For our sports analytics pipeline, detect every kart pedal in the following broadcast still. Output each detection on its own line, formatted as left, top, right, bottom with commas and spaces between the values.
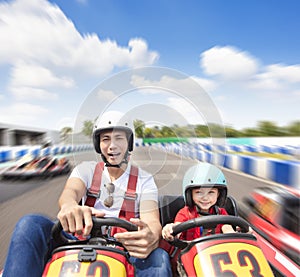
78, 247, 97, 262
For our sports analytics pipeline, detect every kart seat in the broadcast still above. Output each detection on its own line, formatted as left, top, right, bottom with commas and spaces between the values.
158, 195, 185, 227
158, 195, 238, 227
224, 195, 238, 216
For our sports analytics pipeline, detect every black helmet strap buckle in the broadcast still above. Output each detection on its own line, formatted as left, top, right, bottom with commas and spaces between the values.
196, 205, 219, 216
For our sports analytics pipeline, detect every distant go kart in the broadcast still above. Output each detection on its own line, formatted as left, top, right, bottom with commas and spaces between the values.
1, 155, 71, 179
239, 186, 300, 277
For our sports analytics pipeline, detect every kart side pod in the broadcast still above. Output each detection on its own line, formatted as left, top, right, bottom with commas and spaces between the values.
170, 215, 275, 277
177, 234, 274, 277
42, 245, 135, 277
43, 217, 138, 277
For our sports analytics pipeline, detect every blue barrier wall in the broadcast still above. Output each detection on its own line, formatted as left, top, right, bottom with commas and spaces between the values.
1, 142, 299, 189
0, 144, 93, 164
150, 142, 300, 190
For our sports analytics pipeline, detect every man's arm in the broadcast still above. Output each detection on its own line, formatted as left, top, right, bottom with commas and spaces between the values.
57, 177, 104, 236
58, 177, 86, 208
140, 199, 162, 246
114, 200, 162, 259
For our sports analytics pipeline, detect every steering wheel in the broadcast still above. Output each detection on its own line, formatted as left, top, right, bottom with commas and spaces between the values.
171, 215, 250, 249
52, 217, 138, 246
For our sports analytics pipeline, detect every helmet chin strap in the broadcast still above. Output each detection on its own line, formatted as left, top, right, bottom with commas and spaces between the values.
101, 151, 130, 168
196, 205, 219, 216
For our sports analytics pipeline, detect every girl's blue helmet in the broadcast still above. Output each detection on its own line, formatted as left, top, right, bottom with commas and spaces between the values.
183, 163, 228, 208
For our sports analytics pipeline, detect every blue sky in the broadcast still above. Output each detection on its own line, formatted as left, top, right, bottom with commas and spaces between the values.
0, 0, 299, 132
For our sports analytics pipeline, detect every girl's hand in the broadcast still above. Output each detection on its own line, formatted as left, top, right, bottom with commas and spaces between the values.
162, 222, 181, 241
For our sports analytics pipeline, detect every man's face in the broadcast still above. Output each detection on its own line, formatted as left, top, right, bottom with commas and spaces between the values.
99, 130, 128, 165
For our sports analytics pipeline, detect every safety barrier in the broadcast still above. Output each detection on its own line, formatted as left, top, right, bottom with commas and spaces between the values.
149, 142, 300, 190
1, 142, 299, 189
0, 144, 94, 163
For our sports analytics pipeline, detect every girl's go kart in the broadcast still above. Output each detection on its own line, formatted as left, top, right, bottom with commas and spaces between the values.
168, 215, 274, 277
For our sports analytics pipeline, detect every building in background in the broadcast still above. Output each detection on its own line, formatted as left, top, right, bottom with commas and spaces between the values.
0, 123, 60, 146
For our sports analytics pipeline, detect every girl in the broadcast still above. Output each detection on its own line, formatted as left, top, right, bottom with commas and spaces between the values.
162, 163, 235, 241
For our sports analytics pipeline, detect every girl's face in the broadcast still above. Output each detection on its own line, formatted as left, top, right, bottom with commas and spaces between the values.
192, 187, 219, 212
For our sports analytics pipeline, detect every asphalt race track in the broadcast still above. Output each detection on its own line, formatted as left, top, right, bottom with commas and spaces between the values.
0, 147, 279, 269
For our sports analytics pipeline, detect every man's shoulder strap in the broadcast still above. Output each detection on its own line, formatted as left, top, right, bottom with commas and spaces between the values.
85, 163, 139, 215
119, 165, 138, 220
85, 162, 104, 207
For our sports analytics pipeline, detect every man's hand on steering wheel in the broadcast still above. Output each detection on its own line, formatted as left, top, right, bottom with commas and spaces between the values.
57, 203, 105, 237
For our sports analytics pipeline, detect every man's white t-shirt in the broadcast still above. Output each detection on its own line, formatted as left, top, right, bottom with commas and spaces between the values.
69, 161, 158, 218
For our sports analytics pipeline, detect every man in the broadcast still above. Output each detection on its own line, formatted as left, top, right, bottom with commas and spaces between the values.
3, 111, 171, 276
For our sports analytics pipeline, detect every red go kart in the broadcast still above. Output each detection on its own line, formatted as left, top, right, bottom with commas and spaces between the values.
43, 217, 138, 276
159, 195, 275, 277
239, 186, 300, 277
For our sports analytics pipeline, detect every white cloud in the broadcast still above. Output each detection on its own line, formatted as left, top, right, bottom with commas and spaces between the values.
0, 0, 158, 94
191, 76, 217, 93
200, 46, 259, 80
167, 97, 206, 125
130, 74, 216, 96
262, 64, 300, 83
293, 90, 300, 96
199, 46, 300, 100
0, 0, 159, 129
0, 0, 158, 72
0, 102, 49, 126
128, 73, 222, 126
248, 72, 283, 91
10, 62, 74, 89
126, 39, 159, 67
96, 89, 117, 101
248, 63, 300, 92
7, 62, 71, 100
197, 45, 300, 129
11, 87, 58, 101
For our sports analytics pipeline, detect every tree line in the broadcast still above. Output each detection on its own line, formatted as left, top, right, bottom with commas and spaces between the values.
60, 120, 300, 141
134, 120, 300, 138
